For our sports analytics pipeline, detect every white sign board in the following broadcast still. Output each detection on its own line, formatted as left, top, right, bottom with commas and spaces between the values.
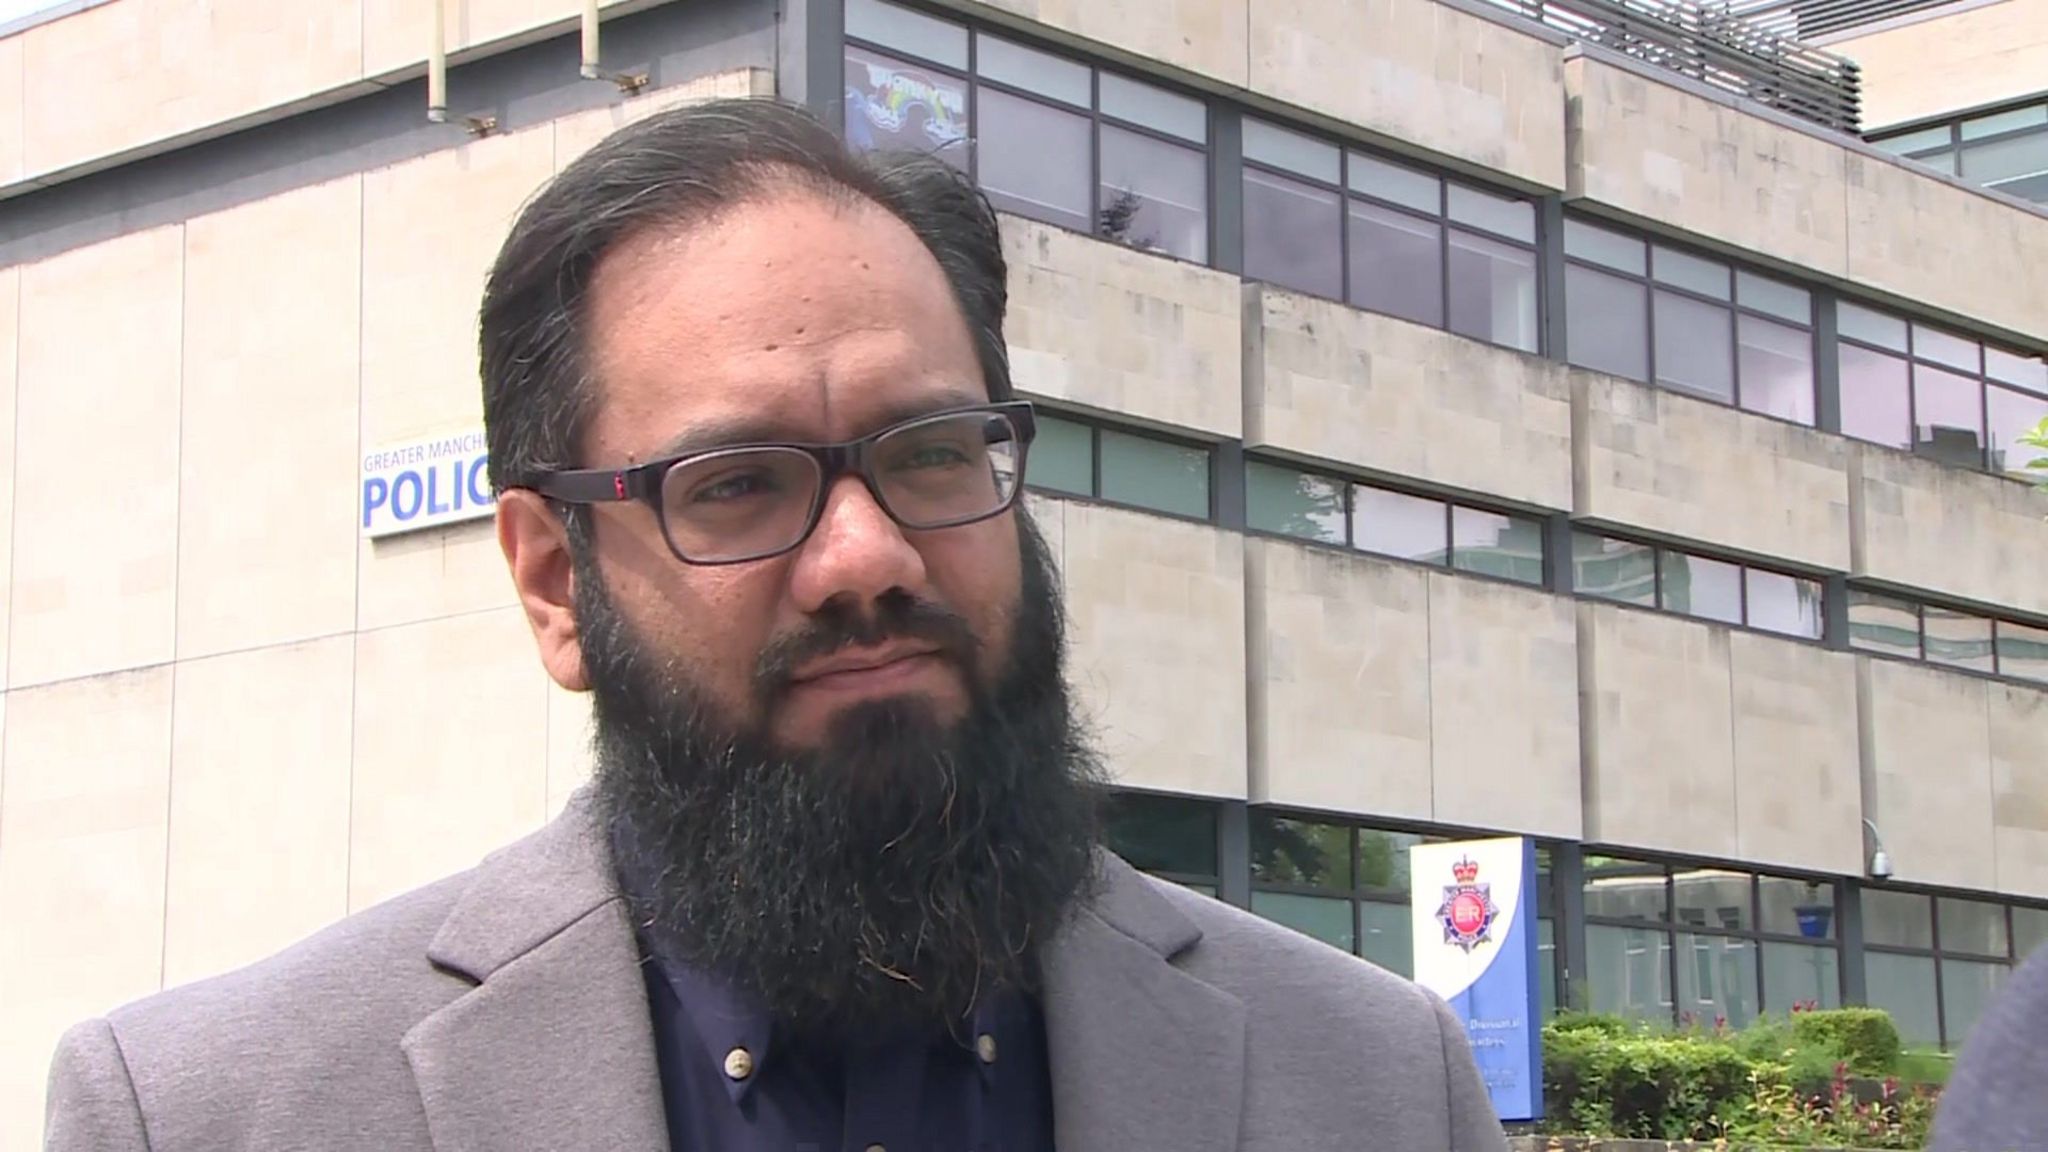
360, 429, 495, 539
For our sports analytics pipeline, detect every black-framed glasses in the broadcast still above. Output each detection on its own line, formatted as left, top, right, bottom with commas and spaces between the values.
519, 401, 1037, 565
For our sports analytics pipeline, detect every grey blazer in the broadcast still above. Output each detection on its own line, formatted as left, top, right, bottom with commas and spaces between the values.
45, 792, 1509, 1151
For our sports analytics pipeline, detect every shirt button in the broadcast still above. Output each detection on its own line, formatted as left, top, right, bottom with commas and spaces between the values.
864, 1145, 886, 1152
976, 1033, 998, 1065
722, 1047, 754, 1081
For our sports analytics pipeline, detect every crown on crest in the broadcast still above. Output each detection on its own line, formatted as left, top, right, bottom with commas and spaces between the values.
1451, 857, 1481, 884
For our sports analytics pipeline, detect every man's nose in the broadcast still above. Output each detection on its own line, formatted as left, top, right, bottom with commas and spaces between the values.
785, 475, 930, 615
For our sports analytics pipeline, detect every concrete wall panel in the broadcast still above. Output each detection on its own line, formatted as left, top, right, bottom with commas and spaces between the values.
0, 268, 15, 689
1991, 680, 2048, 899
1851, 445, 2048, 618
1729, 631, 1861, 875
963, 0, 1249, 88
0, 37, 21, 186
1828, 0, 2048, 131
1859, 657, 1996, 891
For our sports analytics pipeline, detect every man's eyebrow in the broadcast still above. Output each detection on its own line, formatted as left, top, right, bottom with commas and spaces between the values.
642, 387, 991, 461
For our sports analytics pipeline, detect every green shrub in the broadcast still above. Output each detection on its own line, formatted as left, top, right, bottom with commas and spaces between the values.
1896, 1048, 1954, 1088
1791, 1007, 1903, 1075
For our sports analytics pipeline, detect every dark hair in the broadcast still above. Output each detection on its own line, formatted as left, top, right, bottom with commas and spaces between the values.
478, 97, 1012, 500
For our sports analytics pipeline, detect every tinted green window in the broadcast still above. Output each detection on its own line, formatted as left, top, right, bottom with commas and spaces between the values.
1251, 815, 1350, 890
1028, 415, 1093, 496
1252, 892, 1353, 953
1573, 533, 1656, 607
1359, 901, 1413, 976
1246, 461, 1345, 544
1103, 792, 1216, 877
1098, 430, 1210, 518
1848, 588, 1920, 659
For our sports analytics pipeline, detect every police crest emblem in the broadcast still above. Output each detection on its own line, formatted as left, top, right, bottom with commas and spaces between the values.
1435, 855, 1499, 954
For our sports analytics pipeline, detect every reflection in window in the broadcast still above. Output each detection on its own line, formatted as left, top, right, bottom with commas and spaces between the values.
1352, 486, 1446, 564
1988, 385, 2048, 480
1572, 534, 1657, 608
1661, 553, 1743, 624
1737, 314, 1816, 425
1998, 619, 2048, 685
1098, 430, 1209, 518
1923, 605, 1996, 674
1103, 791, 1217, 879
1246, 462, 1345, 544
1251, 892, 1353, 953
1450, 506, 1543, 585
1942, 959, 2006, 1048
843, 45, 969, 165
1587, 923, 1672, 1022
976, 89, 1092, 232
1745, 568, 1824, 640
1849, 588, 1920, 659
1250, 813, 1351, 889
1913, 364, 1987, 468
1866, 952, 1941, 1047
1574, 532, 1818, 636
1099, 125, 1207, 262
1359, 901, 1413, 977
1763, 941, 1840, 1009
1243, 168, 1342, 299
1863, 888, 1936, 949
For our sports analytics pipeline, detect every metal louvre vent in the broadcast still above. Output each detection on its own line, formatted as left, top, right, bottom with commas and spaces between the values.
1728, 0, 1975, 41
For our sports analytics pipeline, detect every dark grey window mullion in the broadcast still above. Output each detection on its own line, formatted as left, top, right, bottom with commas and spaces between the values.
1442, 501, 1455, 571
1931, 898, 1951, 1047
1815, 293, 1841, 435
964, 34, 979, 185
806, 0, 848, 131
1537, 197, 1568, 361
1338, 154, 1352, 308
1342, 480, 1356, 549
1209, 103, 1242, 277
1653, 547, 1667, 610
1916, 601, 1928, 661
1088, 426, 1103, 499
1839, 879, 1866, 1006
1729, 295, 1745, 409
1087, 67, 1101, 240
1437, 178, 1452, 336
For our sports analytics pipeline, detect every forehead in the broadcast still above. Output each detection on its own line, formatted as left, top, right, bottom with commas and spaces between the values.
579, 192, 985, 461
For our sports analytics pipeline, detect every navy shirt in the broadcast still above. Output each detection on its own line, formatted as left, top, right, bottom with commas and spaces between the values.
637, 940, 1057, 1152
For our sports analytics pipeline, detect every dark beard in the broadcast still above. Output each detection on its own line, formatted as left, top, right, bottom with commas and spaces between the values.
581, 510, 1107, 1046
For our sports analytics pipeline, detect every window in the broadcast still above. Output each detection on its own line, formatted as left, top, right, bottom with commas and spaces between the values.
1572, 532, 1823, 639
1870, 98, 2048, 204
1836, 302, 2048, 476
1563, 220, 1816, 425
1585, 857, 1841, 1027
1242, 461, 1545, 585
1103, 791, 1218, 896
1860, 889, 2048, 1049
1025, 412, 1213, 519
1846, 585, 2048, 685
1241, 120, 1539, 352
845, 0, 1209, 260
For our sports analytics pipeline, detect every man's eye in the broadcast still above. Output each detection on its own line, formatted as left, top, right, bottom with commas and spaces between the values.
690, 471, 779, 503
900, 444, 971, 469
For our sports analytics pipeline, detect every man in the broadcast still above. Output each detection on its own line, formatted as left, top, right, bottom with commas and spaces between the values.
1930, 943, 2048, 1150
44, 98, 1505, 1151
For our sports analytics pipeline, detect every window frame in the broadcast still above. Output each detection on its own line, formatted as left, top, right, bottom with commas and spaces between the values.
1102, 787, 1222, 895
1868, 95, 2048, 204
1024, 408, 1217, 523
1835, 302, 2048, 476
1859, 888, 2048, 1049
1570, 530, 1827, 642
1845, 583, 2048, 688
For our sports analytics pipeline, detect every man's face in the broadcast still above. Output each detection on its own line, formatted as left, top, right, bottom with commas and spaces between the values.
575, 192, 1023, 749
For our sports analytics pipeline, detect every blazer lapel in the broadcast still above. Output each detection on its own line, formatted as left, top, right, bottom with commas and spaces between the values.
1041, 854, 1247, 1152
400, 792, 670, 1152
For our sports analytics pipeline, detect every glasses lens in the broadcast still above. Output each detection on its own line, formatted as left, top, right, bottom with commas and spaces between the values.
660, 447, 822, 562
872, 411, 1022, 528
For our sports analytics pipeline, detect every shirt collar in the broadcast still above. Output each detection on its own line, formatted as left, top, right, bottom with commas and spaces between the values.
642, 945, 777, 1106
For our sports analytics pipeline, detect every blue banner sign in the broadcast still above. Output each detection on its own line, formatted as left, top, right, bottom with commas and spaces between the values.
361, 429, 495, 540
1410, 837, 1543, 1123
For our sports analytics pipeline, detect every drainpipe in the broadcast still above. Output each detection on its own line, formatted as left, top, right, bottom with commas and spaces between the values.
427, 0, 448, 123
580, 0, 601, 80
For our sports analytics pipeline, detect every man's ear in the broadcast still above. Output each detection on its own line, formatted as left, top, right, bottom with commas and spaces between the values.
497, 490, 590, 692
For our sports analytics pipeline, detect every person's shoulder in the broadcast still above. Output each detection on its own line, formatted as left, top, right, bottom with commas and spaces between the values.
1931, 944, 2048, 1151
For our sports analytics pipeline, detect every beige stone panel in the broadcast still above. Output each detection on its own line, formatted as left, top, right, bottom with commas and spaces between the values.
1063, 504, 1246, 798
0, 268, 17, 688
179, 177, 363, 659
0, 670, 171, 1149
21, 0, 363, 180
1850, 445, 2048, 618
1728, 632, 1861, 875
1843, 151, 2048, 345
163, 637, 354, 989
1829, 0, 2048, 131
0, 37, 22, 188
554, 68, 776, 169
1429, 573, 1580, 838
11, 226, 183, 688
1564, 55, 1850, 281
363, 0, 636, 80
1245, 540, 1432, 820
1579, 604, 1738, 858
1859, 658, 1995, 891
1991, 680, 2048, 899
1574, 372, 1852, 571
1023, 493, 1066, 573
963, 0, 1248, 88
1246, 286, 1573, 509
1250, 0, 1567, 190
547, 679, 596, 818
1005, 216, 1242, 439
349, 607, 550, 911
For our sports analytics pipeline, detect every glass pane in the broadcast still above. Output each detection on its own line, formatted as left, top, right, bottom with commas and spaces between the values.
1745, 568, 1823, 639
845, 0, 968, 67
1863, 888, 1934, 948
1997, 619, 2048, 685
1988, 385, 2048, 480
1027, 414, 1092, 495
1446, 184, 1534, 241
1962, 102, 2048, 140
1246, 461, 1346, 544
1873, 124, 1953, 153
1848, 588, 1920, 658
1962, 132, 2048, 185
1572, 533, 1656, 607
1986, 347, 2048, 393
1251, 892, 1354, 953
1242, 118, 1339, 184
975, 90, 1091, 233
1584, 855, 1667, 920
1357, 829, 1423, 892
1911, 324, 1982, 372
1661, 552, 1743, 624
1940, 897, 2011, 956
1098, 72, 1206, 142
1347, 152, 1440, 214
2015, 907, 2048, 959
1673, 867, 1753, 932
1866, 952, 1940, 1047
973, 34, 1089, 105
1652, 247, 1732, 300
1564, 218, 1646, 274
1736, 271, 1811, 324
1540, 918, 1560, 1019
1450, 507, 1543, 585
1243, 168, 1342, 299
1941, 958, 2006, 1049
1097, 430, 1209, 518
1103, 792, 1216, 875
1912, 364, 1986, 467
1677, 933, 1759, 1029
1762, 941, 1841, 1012
1352, 486, 1446, 564
1586, 923, 1673, 1024
1098, 126, 1208, 262
1838, 302, 1909, 351
1347, 201, 1443, 327
1654, 291, 1736, 403
1359, 900, 1413, 977
1839, 344, 1911, 449
1924, 603, 1996, 674
1737, 314, 1816, 425
1250, 813, 1351, 889
1760, 876, 1836, 939
1991, 168, 2048, 202
1566, 265, 1649, 381
843, 47, 969, 165
1447, 229, 1539, 353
